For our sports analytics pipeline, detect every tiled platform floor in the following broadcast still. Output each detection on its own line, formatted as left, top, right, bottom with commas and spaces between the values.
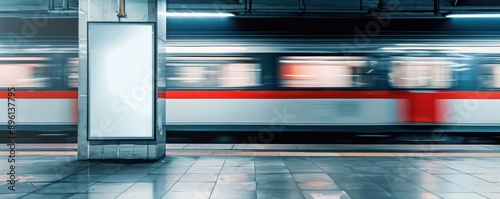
1, 145, 500, 199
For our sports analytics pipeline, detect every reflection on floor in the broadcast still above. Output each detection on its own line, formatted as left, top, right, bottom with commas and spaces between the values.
0, 145, 500, 199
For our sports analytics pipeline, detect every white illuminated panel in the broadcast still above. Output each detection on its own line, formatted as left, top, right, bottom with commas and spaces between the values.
163, 12, 234, 17
446, 14, 500, 18
88, 22, 155, 139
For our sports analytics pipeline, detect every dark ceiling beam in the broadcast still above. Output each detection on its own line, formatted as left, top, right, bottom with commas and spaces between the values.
362, 0, 381, 10
49, 0, 54, 10
435, 0, 440, 16
249, 0, 253, 14
62, 0, 69, 10
0, 0, 75, 14
455, 0, 500, 6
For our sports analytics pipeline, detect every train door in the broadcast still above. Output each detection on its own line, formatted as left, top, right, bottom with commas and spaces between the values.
401, 91, 443, 123
389, 57, 455, 124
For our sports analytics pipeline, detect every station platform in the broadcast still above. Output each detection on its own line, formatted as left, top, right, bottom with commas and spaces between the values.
1, 144, 500, 199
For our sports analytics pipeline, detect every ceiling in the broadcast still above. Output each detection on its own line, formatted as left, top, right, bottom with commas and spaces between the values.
0, 0, 499, 18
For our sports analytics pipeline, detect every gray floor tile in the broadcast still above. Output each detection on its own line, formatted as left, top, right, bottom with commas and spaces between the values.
34, 182, 90, 193
255, 161, 286, 167
120, 182, 171, 197
479, 192, 500, 199
210, 191, 257, 199
169, 182, 215, 192
388, 168, 429, 176
217, 173, 256, 182
99, 174, 146, 182
293, 173, 334, 182
256, 173, 294, 181
139, 174, 182, 182
314, 162, 348, 168
284, 161, 317, 168
417, 182, 472, 192
445, 166, 496, 174
179, 173, 219, 182
320, 166, 356, 173
435, 174, 488, 183
163, 191, 211, 199
16, 174, 69, 183
77, 166, 121, 174
288, 166, 324, 173
454, 182, 500, 192
302, 191, 351, 199
472, 173, 500, 183
256, 166, 290, 174
419, 167, 462, 174
151, 166, 189, 174
224, 161, 254, 167
257, 180, 299, 190
18, 193, 71, 199
187, 166, 223, 174
258, 190, 305, 199
221, 166, 255, 174
113, 166, 160, 174
162, 159, 197, 167
82, 182, 134, 193
192, 160, 226, 167
435, 192, 488, 199
0, 193, 27, 199
16, 166, 80, 174
374, 181, 429, 193
401, 173, 451, 184
363, 175, 409, 183
351, 167, 392, 174
61, 174, 109, 183
345, 190, 395, 199
297, 181, 342, 191
390, 192, 440, 199
336, 181, 385, 191
214, 182, 257, 191
327, 174, 371, 183
339, 160, 375, 167
0, 182, 46, 193
115, 189, 165, 199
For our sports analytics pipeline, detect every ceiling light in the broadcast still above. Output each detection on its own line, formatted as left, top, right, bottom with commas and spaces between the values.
166, 46, 246, 53
163, 12, 235, 17
445, 14, 500, 18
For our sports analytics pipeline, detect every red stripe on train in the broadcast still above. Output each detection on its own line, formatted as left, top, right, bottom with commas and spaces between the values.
165, 91, 398, 99
0, 91, 78, 99
163, 91, 500, 99
1, 90, 500, 99
0, 91, 165, 99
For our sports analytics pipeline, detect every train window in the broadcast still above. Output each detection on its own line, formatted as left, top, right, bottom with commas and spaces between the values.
165, 57, 260, 88
478, 64, 500, 88
389, 57, 454, 89
279, 56, 374, 88
0, 57, 51, 88
67, 57, 79, 88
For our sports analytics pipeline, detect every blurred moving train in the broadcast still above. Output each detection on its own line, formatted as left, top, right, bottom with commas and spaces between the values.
2, 17, 500, 135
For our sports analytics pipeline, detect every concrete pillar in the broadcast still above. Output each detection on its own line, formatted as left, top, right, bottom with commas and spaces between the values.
77, 0, 166, 160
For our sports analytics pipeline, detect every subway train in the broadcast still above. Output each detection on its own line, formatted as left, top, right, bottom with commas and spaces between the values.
2, 17, 500, 140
